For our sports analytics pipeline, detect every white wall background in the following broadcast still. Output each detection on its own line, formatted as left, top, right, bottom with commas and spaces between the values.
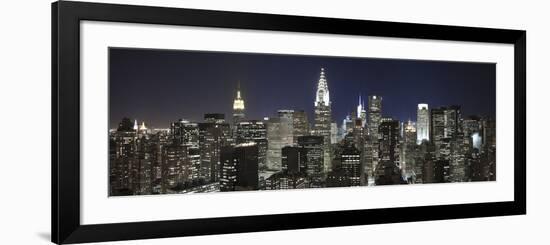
0, 0, 547, 244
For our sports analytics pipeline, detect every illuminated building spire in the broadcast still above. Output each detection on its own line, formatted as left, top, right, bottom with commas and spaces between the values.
133, 119, 138, 131
357, 94, 363, 118
315, 68, 330, 106
233, 81, 246, 126
233, 80, 245, 110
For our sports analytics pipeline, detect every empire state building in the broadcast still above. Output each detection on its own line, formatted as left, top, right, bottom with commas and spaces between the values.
233, 81, 245, 126
313, 68, 333, 173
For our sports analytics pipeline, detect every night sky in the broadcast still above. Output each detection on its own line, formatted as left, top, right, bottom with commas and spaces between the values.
109, 48, 495, 129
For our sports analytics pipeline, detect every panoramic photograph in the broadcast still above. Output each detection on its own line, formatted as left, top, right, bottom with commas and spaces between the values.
108, 48, 496, 196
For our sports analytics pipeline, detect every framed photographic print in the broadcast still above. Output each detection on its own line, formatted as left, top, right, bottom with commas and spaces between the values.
52, 1, 526, 244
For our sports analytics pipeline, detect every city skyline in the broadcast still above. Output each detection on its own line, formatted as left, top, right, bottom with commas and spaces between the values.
108, 47, 496, 196
109, 48, 495, 129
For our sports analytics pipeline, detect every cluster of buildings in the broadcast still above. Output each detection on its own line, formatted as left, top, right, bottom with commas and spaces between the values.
109, 68, 496, 196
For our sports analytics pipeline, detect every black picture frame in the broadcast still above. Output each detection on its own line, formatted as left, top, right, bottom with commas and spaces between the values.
52, 1, 526, 244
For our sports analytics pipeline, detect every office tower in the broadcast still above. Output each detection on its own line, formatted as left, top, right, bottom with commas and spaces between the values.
331, 122, 338, 145
232, 81, 246, 126
235, 120, 267, 168
342, 114, 354, 135
416, 103, 430, 144
265, 110, 295, 170
277, 110, 296, 146
463, 115, 483, 150
297, 136, 325, 187
282, 146, 306, 173
449, 134, 466, 182
431, 106, 461, 141
357, 95, 367, 127
187, 147, 201, 181
219, 143, 259, 191
170, 119, 200, 148
132, 136, 155, 195
367, 95, 382, 181
292, 110, 310, 144
110, 117, 137, 196
204, 113, 225, 124
431, 106, 461, 158
161, 143, 186, 191
266, 118, 282, 170
198, 119, 231, 182
312, 68, 333, 173
482, 117, 496, 150
340, 144, 362, 186
378, 118, 400, 166
367, 95, 382, 138
401, 120, 417, 181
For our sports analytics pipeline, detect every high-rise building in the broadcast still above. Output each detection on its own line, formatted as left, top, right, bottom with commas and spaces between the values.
198, 117, 231, 182
110, 118, 137, 195
281, 146, 306, 173
277, 110, 295, 147
235, 120, 267, 168
331, 122, 338, 146
342, 114, 354, 136
312, 68, 333, 173
367, 95, 382, 138
357, 95, 367, 127
161, 143, 186, 191
220, 142, 259, 191
340, 144, 362, 186
292, 110, 309, 144
401, 120, 417, 181
232, 81, 245, 127
170, 119, 199, 148
266, 118, 284, 170
416, 103, 430, 144
297, 136, 325, 187
431, 106, 462, 159
378, 118, 400, 166
463, 116, 482, 149
366, 95, 382, 180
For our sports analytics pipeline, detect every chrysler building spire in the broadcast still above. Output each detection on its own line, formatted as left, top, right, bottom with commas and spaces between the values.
315, 68, 330, 107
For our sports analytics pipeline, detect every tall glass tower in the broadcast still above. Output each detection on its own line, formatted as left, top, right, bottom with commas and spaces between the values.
416, 103, 430, 144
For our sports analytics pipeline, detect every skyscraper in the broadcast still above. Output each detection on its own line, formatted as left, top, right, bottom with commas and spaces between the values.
277, 110, 296, 147
367, 95, 382, 138
220, 142, 259, 191
366, 95, 382, 182
313, 68, 333, 173
416, 103, 430, 144
281, 146, 306, 173
170, 119, 199, 148
357, 95, 367, 127
340, 144, 362, 186
265, 110, 295, 171
232, 81, 245, 127
297, 136, 325, 187
401, 120, 417, 180
378, 118, 400, 166
235, 120, 268, 168
292, 110, 309, 144
198, 116, 231, 182
431, 106, 461, 157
